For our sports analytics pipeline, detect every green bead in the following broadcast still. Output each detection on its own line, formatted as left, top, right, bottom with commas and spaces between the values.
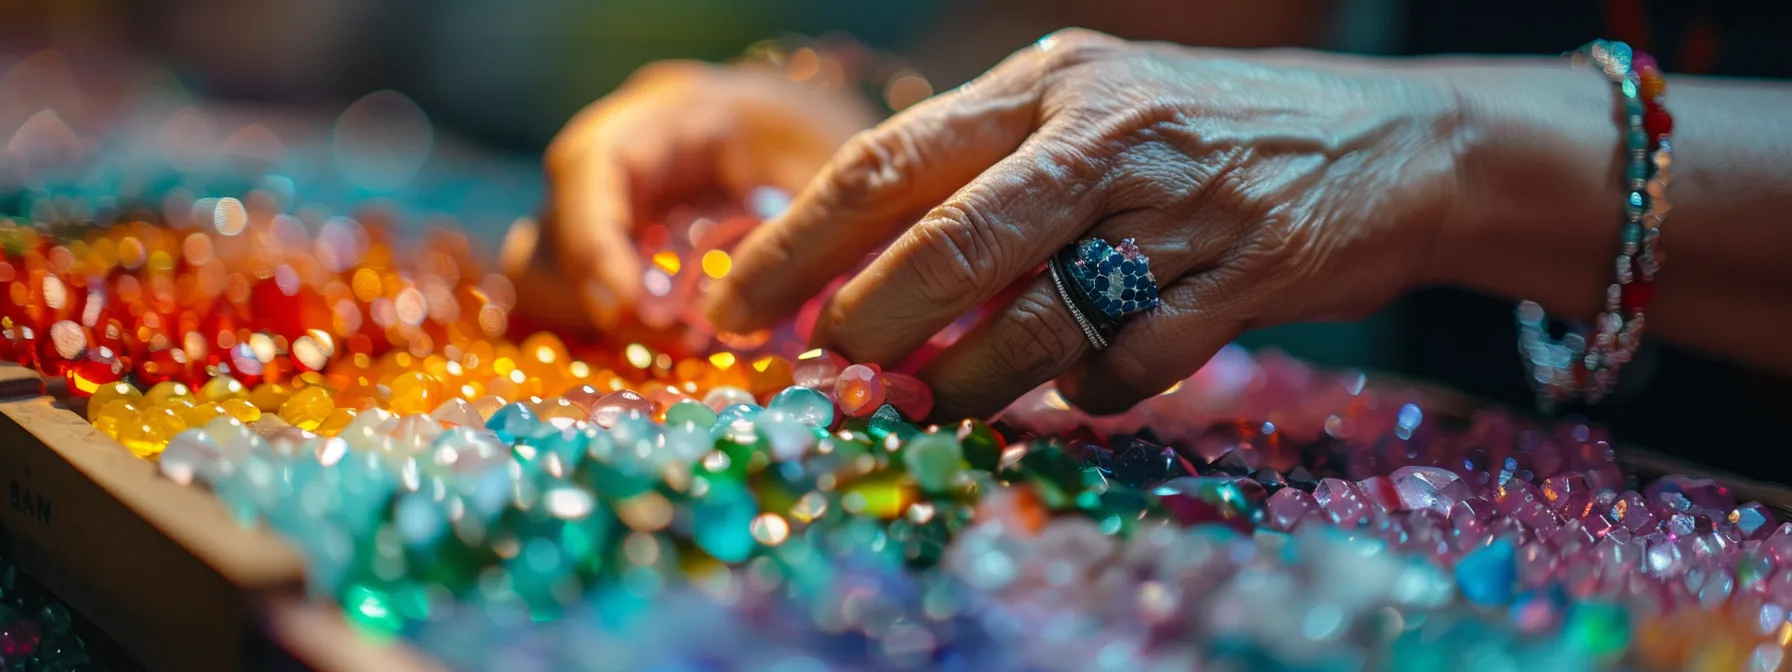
866, 404, 919, 443
664, 400, 717, 428
768, 386, 835, 428
1562, 600, 1630, 659
901, 432, 967, 493
956, 419, 1004, 471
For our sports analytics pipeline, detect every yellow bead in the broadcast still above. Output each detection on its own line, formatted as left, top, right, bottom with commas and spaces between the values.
218, 398, 263, 423
182, 402, 228, 427
143, 381, 195, 407
388, 371, 444, 416
249, 383, 295, 412
315, 408, 358, 437
86, 382, 143, 422
92, 400, 141, 439
199, 375, 248, 402
117, 407, 187, 458
279, 386, 336, 431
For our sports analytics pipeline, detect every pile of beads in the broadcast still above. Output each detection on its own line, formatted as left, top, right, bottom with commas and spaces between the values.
139, 342, 1792, 670
0, 543, 103, 671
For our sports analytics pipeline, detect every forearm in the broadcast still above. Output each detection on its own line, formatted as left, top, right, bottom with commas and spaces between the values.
1435, 59, 1792, 374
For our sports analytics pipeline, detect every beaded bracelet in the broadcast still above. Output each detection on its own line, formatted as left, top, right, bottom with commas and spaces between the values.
1517, 39, 1673, 413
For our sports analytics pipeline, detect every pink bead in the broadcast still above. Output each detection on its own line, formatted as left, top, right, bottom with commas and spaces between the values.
589, 390, 657, 428
834, 364, 885, 417
792, 350, 847, 390
882, 372, 934, 420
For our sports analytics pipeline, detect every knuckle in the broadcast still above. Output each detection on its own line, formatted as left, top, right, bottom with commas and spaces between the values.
907, 199, 1006, 303
822, 127, 919, 206
994, 292, 1082, 381
1038, 28, 1123, 69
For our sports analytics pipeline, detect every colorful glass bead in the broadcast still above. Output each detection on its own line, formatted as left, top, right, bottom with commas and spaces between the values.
199, 375, 248, 402
279, 386, 336, 431
143, 381, 195, 407
431, 398, 485, 428
218, 398, 263, 423
85, 382, 142, 421
1455, 539, 1518, 606
767, 386, 834, 428
664, 400, 717, 429
590, 390, 656, 429
182, 401, 228, 427
92, 400, 140, 439
834, 364, 885, 417
388, 371, 444, 416
248, 382, 295, 412
117, 406, 188, 458
64, 350, 125, 396
487, 402, 544, 443
702, 386, 756, 412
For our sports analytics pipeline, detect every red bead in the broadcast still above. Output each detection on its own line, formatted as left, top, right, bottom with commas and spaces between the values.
0, 619, 40, 657
66, 350, 125, 396
34, 320, 87, 377
1644, 108, 1673, 143
136, 346, 190, 385
1620, 279, 1656, 313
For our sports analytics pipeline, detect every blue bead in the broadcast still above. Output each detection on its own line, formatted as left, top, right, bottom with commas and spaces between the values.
1620, 223, 1643, 246
1455, 539, 1517, 606
1121, 288, 1135, 301
1094, 276, 1109, 291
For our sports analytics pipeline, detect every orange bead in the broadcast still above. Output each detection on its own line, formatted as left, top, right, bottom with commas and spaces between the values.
1639, 69, 1666, 101
389, 371, 444, 416
745, 355, 794, 401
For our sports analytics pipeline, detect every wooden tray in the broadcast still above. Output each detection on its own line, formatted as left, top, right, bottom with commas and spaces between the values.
0, 364, 306, 671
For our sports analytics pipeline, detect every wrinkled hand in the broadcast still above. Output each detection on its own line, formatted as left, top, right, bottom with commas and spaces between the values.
544, 61, 875, 327
706, 29, 1473, 419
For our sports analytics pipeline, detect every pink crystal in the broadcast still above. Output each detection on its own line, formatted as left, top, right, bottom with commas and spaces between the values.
833, 364, 885, 417
1357, 475, 1402, 513
1313, 478, 1371, 527
1645, 475, 1734, 512
1540, 474, 1594, 518
1390, 466, 1472, 514
1265, 488, 1320, 531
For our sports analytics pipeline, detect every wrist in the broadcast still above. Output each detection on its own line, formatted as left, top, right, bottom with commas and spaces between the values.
1429, 60, 1628, 320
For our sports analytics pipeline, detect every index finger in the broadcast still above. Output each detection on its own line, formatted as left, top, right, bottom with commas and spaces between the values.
702, 41, 1061, 334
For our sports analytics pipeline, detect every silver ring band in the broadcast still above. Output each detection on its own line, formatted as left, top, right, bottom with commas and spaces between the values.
1048, 254, 1110, 351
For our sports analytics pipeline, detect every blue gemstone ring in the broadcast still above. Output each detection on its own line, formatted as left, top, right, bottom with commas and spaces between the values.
1046, 237, 1161, 351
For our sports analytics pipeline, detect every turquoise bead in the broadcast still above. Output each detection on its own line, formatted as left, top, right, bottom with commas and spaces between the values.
768, 386, 835, 428
1626, 160, 1647, 183
1627, 129, 1648, 151
1620, 223, 1643, 246
485, 402, 544, 443
902, 432, 967, 493
1454, 539, 1516, 606
691, 480, 760, 563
